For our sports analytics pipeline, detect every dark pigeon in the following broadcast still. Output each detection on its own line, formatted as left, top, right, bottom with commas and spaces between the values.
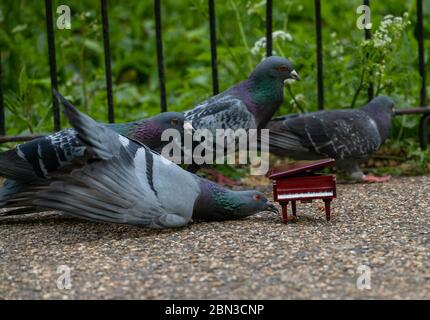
263, 96, 395, 182
3, 93, 278, 227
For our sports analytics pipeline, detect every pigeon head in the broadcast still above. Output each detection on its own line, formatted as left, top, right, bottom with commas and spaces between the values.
224, 190, 279, 219
361, 96, 395, 141
251, 56, 300, 83
151, 112, 185, 134
126, 112, 186, 151
193, 179, 278, 221
363, 96, 395, 114
243, 56, 299, 127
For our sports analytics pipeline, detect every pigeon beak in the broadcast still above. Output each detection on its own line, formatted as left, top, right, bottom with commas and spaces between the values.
183, 121, 197, 135
264, 201, 279, 214
290, 70, 301, 81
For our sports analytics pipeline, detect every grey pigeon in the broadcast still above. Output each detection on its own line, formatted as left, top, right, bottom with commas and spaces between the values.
184, 56, 300, 181
185, 55, 299, 133
0, 93, 185, 211
263, 96, 395, 182
7, 92, 278, 228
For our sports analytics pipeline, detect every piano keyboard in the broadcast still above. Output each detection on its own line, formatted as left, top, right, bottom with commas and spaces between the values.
278, 191, 334, 200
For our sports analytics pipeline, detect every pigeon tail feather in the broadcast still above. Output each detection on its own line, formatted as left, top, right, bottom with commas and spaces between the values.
0, 179, 26, 207
53, 89, 122, 160
0, 149, 38, 181
0, 206, 44, 216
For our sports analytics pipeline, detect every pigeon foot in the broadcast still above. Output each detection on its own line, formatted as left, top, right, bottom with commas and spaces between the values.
201, 168, 238, 187
362, 174, 391, 183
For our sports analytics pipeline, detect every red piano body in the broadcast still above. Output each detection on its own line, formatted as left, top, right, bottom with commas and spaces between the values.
268, 159, 337, 224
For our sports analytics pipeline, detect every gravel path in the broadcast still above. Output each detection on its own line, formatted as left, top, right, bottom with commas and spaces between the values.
0, 176, 429, 299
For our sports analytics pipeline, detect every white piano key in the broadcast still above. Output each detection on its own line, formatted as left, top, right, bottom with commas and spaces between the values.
278, 191, 334, 200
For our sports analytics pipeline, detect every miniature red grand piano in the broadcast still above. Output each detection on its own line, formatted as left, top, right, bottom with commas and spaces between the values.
268, 159, 337, 224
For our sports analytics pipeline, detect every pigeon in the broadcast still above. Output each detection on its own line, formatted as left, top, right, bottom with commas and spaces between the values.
263, 96, 395, 182
184, 56, 300, 183
0, 93, 186, 210
3, 92, 278, 228
185, 56, 300, 132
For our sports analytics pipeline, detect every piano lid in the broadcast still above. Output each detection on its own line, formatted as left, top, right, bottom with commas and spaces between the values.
268, 159, 335, 180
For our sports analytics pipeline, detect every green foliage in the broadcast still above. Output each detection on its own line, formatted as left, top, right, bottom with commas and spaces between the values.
0, 0, 429, 174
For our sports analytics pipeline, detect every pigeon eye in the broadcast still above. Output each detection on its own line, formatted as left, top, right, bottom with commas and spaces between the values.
170, 118, 180, 126
278, 65, 288, 72
253, 194, 261, 201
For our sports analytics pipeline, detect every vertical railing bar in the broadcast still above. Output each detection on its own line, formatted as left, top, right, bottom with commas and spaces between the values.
364, 0, 374, 102
208, 0, 219, 95
0, 49, 5, 136
417, 0, 428, 149
417, 0, 427, 107
419, 114, 430, 149
154, 0, 167, 112
44, 0, 60, 131
266, 0, 273, 57
315, 0, 324, 110
101, 0, 115, 123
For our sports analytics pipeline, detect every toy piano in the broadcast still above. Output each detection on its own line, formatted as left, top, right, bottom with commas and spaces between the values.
268, 159, 337, 224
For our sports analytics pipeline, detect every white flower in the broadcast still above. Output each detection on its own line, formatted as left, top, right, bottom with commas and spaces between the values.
251, 37, 266, 55
272, 30, 293, 41
374, 38, 386, 47
381, 19, 392, 28
383, 15, 394, 20
250, 30, 293, 56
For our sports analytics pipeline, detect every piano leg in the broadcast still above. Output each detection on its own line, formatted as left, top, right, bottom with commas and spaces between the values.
291, 201, 297, 217
323, 199, 331, 221
281, 202, 288, 224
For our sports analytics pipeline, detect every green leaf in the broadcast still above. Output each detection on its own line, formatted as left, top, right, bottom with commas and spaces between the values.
18, 65, 28, 98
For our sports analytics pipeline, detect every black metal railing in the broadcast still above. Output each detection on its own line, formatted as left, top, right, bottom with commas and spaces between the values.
0, 49, 4, 136
101, 0, 115, 123
266, 0, 273, 57
208, 0, 219, 95
314, 0, 324, 110
363, 0, 374, 102
44, 0, 60, 131
0, 0, 429, 147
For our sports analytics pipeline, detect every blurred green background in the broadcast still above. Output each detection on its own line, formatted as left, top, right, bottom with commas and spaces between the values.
0, 0, 429, 176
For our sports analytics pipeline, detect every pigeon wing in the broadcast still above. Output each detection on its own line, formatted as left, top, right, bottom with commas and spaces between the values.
185, 94, 257, 132
42, 91, 186, 228
267, 110, 381, 160
263, 115, 309, 154
54, 90, 122, 160
33, 145, 168, 226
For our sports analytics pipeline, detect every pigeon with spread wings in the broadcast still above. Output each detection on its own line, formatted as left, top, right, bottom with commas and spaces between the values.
8, 92, 278, 228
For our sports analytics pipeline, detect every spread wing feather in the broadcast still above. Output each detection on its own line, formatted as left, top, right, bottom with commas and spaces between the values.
54, 90, 122, 160
34, 147, 167, 226
31, 91, 168, 226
